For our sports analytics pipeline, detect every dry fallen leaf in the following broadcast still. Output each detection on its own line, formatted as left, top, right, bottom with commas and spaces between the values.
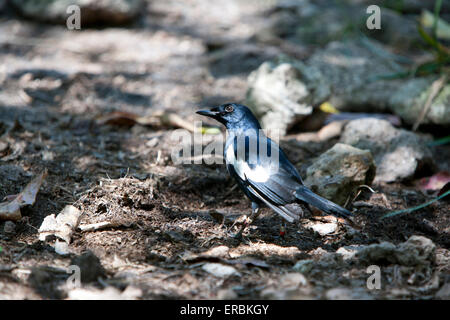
417, 171, 450, 191
0, 195, 22, 221
0, 170, 47, 221
95, 111, 158, 127
96, 110, 220, 134
20, 170, 48, 205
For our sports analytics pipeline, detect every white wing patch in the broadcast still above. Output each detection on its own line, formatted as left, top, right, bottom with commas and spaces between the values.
243, 164, 270, 182
225, 144, 270, 183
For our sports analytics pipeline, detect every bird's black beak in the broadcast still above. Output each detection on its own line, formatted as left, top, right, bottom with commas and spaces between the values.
196, 109, 220, 119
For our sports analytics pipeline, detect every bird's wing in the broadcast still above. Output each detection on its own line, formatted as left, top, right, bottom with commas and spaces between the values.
246, 185, 302, 223
227, 134, 303, 221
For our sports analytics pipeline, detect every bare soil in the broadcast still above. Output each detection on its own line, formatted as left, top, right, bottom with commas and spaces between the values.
0, 0, 448, 300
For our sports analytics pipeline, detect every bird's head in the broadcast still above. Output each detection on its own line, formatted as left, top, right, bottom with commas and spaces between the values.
196, 103, 261, 130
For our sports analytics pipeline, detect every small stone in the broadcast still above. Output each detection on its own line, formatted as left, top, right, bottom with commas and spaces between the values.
304, 143, 375, 205
217, 288, 238, 300
292, 259, 315, 274
356, 242, 399, 265
53, 239, 70, 255
309, 222, 338, 236
202, 246, 230, 258
396, 235, 436, 266
340, 118, 433, 182
336, 246, 361, 260
280, 273, 308, 289
356, 236, 436, 267
3, 221, 16, 235
202, 263, 241, 278
121, 286, 143, 300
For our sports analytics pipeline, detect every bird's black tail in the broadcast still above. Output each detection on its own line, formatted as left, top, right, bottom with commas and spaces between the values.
294, 186, 351, 219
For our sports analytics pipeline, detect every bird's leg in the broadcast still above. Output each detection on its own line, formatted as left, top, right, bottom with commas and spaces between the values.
233, 203, 260, 239
279, 222, 286, 237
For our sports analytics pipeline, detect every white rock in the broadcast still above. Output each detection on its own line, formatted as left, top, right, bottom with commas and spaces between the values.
280, 273, 308, 289
340, 119, 433, 182
202, 263, 241, 278
39, 205, 82, 243
304, 220, 339, 236
309, 222, 338, 236
53, 239, 70, 255
336, 246, 361, 260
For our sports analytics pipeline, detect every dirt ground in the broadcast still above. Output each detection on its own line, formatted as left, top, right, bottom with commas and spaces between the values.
0, 0, 449, 300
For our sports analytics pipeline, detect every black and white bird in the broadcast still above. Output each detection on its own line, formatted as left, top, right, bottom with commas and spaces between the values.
196, 103, 352, 237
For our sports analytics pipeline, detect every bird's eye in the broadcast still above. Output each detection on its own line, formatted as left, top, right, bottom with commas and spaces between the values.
225, 104, 234, 113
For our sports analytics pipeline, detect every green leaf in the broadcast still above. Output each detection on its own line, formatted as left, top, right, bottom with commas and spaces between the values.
380, 190, 450, 219
433, 0, 443, 40
428, 135, 450, 146
368, 71, 412, 81
201, 127, 221, 135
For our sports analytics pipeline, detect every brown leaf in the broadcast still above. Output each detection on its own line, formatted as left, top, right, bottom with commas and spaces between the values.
20, 171, 47, 205
0, 195, 22, 221
96, 111, 203, 133
0, 170, 47, 221
95, 111, 146, 126
417, 171, 450, 191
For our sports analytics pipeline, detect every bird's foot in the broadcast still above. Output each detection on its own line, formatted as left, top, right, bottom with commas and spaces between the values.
279, 224, 286, 238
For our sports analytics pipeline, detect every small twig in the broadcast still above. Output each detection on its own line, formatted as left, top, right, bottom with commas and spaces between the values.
78, 221, 113, 232
413, 74, 448, 131
222, 184, 238, 198
58, 186, 74, 196
357, 185, 377, 194
344, 184, 377, 207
